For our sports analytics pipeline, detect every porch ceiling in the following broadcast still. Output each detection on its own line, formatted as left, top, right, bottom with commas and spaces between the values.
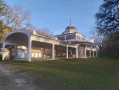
32, 41, 52, 49
5, 33, 28, 46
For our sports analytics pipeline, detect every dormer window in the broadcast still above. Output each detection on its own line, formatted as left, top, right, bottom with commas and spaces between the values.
66, 35, 75, 40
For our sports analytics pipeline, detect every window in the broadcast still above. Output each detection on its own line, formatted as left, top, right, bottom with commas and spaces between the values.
66, 35, 75, 40
58, 36, 65, 40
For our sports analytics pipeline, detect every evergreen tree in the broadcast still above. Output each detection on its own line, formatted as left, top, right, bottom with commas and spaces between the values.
0, 0, 6, 23
96, 0, 119, 35
96, 0, 119, 57
0, 0, 6, 48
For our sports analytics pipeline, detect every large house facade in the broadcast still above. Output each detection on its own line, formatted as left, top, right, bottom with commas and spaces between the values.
2, 24, 97, 62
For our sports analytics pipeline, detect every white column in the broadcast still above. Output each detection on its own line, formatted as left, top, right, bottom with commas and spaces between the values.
66, 45, 68, 59
27, 38, 32, 62
85, 46, 87, 57
89, 47, 92, 57
52, 44, 55, 59
75, 47, 78, 58
2, 41, 5, 60
93, 51, 94, 57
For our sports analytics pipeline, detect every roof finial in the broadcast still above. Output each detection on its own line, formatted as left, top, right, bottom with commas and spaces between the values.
70, 17, 72, 26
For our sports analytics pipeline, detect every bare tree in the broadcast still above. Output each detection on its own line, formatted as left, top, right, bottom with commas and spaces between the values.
23, 23, 37, 32
0, 4, 31, 48
90, 27, 104, 57
1, 3, 54, 48
23, 23, 54, 38
2, 5, 31, 31
36, 28, 54, 38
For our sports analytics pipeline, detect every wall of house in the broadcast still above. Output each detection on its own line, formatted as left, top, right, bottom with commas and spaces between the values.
31, 48, 52, 59
17, 48, 52, 59
4, 52, 9, 59
76, 34, 85, 40
31, 49, 42, 58
56, 33, 86, 41
78, 46, 85, 58
17, 49, 27, 59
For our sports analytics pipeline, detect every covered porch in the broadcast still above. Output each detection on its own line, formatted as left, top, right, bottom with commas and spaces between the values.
2, 30, 79, 62
71, 41, 97, 58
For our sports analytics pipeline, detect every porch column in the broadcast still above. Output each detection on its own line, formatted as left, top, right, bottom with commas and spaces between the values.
52, 44, 55, 59
75, 47, 78, 58
66, 45, 68, 59
93, 51, 94, 57
27, 38, 32, 62
2, 41, 5, 60
85, 46, 87, 57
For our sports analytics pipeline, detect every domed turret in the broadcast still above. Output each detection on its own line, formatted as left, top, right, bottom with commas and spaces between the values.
66, 25, 76, 30
62, 25, 79, 34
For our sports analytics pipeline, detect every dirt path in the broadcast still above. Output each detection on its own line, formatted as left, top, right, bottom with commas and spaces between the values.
0, 63, 41, 90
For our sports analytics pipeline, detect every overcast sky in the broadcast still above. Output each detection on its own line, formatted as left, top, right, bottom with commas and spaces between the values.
5, 0, 103, 39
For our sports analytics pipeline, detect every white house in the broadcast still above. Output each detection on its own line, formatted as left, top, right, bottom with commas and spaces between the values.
1, 24, 97, 62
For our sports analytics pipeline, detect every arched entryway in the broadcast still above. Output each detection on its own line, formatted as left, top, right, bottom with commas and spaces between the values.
2, 30, 30, 61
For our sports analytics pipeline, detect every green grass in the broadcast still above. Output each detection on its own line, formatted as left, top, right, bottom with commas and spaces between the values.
1, 57, 119, 90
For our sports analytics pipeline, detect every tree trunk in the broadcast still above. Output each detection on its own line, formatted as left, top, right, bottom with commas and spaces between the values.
99, 46, 102, 57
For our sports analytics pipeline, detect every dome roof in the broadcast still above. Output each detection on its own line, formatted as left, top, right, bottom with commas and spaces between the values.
62, 25, 79, 34
66, 25, 76, 30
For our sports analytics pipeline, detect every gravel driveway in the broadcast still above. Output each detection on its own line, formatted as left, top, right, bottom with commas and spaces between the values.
0, 63, 41, 90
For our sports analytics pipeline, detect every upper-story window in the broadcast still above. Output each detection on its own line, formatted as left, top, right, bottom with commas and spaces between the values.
66, 35, 75, 40
57, 36, 65, 40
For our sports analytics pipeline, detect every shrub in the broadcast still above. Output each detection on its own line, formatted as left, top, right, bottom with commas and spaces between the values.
103, 33, 119, 58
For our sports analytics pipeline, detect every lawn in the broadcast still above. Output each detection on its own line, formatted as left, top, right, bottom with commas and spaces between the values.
1, 57, 119, 90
